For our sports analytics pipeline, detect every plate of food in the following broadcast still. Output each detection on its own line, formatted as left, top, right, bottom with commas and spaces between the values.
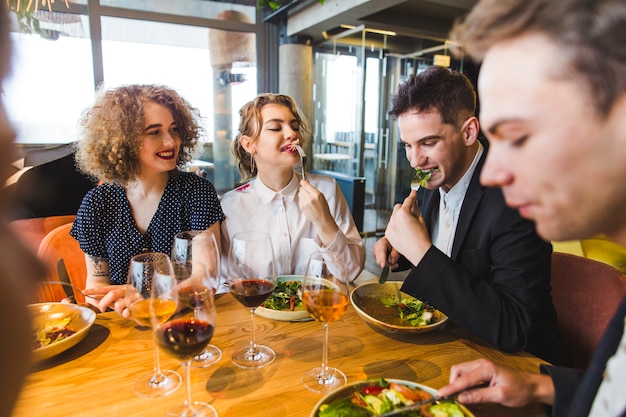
310, 378, 473, 417
30, 302, 96, 362
350, 282, 447, 334
255, 275, 311, 321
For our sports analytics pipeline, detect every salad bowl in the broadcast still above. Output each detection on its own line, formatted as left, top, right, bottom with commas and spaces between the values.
255, 275, 310, 321
30, 302, 96, 362
350, 282, 447, 334
310, 378, 473, 417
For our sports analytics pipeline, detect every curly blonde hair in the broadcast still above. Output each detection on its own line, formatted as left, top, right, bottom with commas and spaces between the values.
232, 93, 310, 182
75, 84, 204, 187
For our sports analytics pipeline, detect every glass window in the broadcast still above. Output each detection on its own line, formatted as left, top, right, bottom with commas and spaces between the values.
4, 12, 94, 145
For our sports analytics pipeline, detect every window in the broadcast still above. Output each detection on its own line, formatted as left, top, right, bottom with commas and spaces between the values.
5, 1, 263, 192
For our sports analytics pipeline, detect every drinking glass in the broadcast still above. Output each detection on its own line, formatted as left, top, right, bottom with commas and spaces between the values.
172, 230, 222, 367
154, 262, 218, 417
126, 252, 181, 397
301, 251, 350, 393
226, 231, 276, 369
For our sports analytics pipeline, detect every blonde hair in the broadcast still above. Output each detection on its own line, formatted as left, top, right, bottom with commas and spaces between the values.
232, 93, 310, 182
75, 84, 204, 187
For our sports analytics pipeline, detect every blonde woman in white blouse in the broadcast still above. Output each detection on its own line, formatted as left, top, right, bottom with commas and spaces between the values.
220, 93, 364, 285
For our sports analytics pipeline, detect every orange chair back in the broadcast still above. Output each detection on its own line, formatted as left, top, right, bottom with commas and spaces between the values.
551, 252, 626, 368
35, 223, 87, 303
10, 215, 76, 253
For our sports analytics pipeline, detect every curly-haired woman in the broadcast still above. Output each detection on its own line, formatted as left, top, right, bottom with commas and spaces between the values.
220, 93, 364, 284
70, 84, 224, 315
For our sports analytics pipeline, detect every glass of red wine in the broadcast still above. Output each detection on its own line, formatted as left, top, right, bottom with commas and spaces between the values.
172, 230, 223, 367
153, 260, 218, 417
126, 252, 181, 398
226, 231, 276, 369
301, 251, 349, 393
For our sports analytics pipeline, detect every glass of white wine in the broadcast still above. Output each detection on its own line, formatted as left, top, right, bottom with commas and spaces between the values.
301, 251, 350, 393
126, 252, 181, 397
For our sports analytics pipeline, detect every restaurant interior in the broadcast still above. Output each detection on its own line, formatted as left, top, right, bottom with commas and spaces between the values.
5, 1, 626, 416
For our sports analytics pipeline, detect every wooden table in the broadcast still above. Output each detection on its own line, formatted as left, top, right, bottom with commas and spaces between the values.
15, 273, 547, 417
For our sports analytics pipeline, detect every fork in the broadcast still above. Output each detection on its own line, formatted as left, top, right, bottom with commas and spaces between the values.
294, 144, 307, 180
40, 281, 104, 301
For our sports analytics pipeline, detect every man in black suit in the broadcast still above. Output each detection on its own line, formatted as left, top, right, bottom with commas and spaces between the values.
373, 66, 569, 366
435, 0, 626, 415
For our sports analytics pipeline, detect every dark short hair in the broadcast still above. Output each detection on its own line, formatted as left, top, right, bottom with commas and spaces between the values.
388, 66, 476, 129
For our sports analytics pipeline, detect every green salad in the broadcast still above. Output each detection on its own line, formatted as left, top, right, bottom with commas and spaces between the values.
261, 280, 303, 311
382, 295, 437, 326
317, 378, 466, 417
413, 168, 439, 187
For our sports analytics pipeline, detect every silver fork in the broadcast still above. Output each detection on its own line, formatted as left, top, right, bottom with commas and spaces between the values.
294, 144, 307, 180
41, 281, 104, 301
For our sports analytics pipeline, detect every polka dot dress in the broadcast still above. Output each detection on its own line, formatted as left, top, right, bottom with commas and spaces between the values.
70, 170, 224, 284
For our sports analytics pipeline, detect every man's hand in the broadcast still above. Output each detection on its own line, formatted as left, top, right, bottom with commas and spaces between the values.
384, 190, 431, 266
372, 237, 400, 269
438, 358, 555, 407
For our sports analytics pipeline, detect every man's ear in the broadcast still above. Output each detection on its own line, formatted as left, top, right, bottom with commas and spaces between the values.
463, 116, 480, 146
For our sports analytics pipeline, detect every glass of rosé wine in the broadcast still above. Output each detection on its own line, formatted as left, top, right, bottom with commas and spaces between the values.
301, 251, 349, 393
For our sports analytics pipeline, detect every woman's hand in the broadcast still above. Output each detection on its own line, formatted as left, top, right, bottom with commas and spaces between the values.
82, 285, 130, 318
438, 358, 555, 407
298, 180, 339, 245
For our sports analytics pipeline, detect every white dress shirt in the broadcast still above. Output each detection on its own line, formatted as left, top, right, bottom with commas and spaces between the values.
589, 319, 626, 417
220, 172, 365, 289
431, 143, 483, 256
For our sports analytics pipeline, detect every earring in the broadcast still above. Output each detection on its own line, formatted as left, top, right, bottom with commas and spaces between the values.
250, 153, 255, 173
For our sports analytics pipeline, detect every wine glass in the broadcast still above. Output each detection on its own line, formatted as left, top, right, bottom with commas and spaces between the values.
301, 251, 350, 393
172, 230, 223, 367
154, 262, 218, 417
126, 252, 181, 397
226, 231, 276, 369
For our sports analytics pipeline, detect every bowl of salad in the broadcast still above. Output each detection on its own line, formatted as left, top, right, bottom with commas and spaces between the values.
310, 378, 472, 417
30, 302, 96, 362
255, 275, 311, 321
350, 282, 447, 334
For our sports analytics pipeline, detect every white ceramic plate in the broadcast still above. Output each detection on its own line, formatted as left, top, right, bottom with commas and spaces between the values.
310, 378, 474, 417
256, 275, 310, 322
30, 302, 96, 362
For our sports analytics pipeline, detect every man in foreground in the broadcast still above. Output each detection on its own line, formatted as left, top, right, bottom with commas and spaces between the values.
438, 0, 626, 415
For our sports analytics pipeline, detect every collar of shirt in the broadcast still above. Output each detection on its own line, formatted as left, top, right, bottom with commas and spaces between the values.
253, 173, 299, 205
438, 142, 484, 213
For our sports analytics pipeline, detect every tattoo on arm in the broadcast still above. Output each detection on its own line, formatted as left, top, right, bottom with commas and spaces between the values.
88, 256, 109, 277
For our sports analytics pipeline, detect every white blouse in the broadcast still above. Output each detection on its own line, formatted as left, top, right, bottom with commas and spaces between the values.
220, 172, 364, 288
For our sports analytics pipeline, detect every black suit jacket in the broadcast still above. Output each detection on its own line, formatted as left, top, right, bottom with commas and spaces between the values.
399, 149, 570, 366
542, 297, 626, 416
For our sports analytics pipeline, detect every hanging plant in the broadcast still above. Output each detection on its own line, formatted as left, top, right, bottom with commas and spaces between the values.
7, 0, 68, 34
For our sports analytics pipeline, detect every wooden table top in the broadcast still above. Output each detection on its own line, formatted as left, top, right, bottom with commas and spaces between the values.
15, 273, 547, 417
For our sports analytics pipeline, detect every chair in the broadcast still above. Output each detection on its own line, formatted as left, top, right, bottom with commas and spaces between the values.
551, 252, 626, 368
9, 215, 76, 253
35, 223, 87, 303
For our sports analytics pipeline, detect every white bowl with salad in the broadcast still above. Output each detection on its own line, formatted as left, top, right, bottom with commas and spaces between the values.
255, 275, 311, 321
310, 378, 472, 417
350, 282, 447, 334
